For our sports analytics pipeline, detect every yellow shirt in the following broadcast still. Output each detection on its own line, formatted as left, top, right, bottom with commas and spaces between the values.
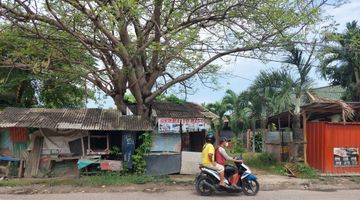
202, 143, 215, 165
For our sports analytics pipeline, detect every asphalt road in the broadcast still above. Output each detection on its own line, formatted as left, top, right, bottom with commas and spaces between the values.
0, 190, 359, 200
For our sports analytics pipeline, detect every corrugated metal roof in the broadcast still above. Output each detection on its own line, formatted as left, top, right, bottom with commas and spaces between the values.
128, 102, 219, 119
0, 107, 153, 131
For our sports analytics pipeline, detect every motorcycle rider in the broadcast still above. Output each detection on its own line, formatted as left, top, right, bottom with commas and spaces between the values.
201, 133, 227, 188
215, 137, 243, 188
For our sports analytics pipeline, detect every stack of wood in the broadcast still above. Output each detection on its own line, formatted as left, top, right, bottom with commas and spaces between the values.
284, 163, 300, 177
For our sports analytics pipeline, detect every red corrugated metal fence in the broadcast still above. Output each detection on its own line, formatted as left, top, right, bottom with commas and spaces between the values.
307, 122, 360, 174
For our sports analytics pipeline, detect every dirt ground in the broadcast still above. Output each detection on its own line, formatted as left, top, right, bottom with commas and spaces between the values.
3, 190, 360, 200
1, 172, 360, 195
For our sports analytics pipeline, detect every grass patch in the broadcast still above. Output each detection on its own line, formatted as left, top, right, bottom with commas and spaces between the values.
242, 152, 319, 179
0, 173, 171, 187
289, 163, 318, 179
243, 152, 277, 168
242, 152, 283, 174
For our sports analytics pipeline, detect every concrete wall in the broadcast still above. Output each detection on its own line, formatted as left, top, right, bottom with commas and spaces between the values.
180, 151, 201, 175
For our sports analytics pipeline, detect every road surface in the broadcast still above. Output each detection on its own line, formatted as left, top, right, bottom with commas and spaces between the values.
0, 190, 359, 200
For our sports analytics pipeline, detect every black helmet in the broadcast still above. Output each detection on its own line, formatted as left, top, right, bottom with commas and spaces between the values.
205, 134, 215, 144
219, 137, 228, 144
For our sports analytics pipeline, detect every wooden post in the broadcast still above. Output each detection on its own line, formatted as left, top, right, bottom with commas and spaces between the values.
87, 134, 91, 153
106, 134, 110, 150
18, 160, 24, 178
302, 111, 308, 165
278, 117, 281, 130
288, 113, 291, 128
81, 136, 85, 157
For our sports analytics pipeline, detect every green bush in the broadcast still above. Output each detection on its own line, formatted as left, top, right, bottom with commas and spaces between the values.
229, 137, 246, 155
243, 152, 277, 168
132, 132, 152, 174
293, 163, 318, 179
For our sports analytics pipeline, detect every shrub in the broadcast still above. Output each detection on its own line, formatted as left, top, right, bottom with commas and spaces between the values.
229, 136, 246, 155
293, 163, 318, 179
132, 132, 152, 174
243, 152, 277, 168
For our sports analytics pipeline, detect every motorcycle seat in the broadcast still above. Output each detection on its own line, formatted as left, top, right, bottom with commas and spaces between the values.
199, 164, 222, 173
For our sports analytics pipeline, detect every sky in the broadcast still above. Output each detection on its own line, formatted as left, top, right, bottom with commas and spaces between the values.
87, 0, 360, 108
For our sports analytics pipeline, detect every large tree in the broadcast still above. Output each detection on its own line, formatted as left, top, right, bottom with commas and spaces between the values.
0, 27, 95, 108
0, 0, 333, 116
319, 20, 360, 101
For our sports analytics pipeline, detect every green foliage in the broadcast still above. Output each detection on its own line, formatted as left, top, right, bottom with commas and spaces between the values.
205, 100, 228, 132
156, 94, 185, 104
132, 132, 153, 174
251, 132, 263, 152
76, 173, 169, 186
229, 137, 246, 155
0, 26, 96, 109
319, 20, 360, 101
0, 0, 331, 109
292, 163, 318, 179
124, 94, 136, 104
243, 152, 278, 169
0, 173, 170, 187
223, 90, 252, 134
242, 152, 283, 175
242, 153, 318, 179
109, 146, 121, 157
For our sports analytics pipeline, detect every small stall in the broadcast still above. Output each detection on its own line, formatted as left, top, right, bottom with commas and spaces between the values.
0, 107, 152, 178
267, 101, 360, 175
128, 102, 218, 175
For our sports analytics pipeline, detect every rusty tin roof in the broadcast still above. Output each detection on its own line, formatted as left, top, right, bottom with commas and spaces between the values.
0, 107, 153, 131
128, 102, 219, 119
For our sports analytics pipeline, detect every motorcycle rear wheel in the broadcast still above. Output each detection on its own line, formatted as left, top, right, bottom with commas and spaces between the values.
242, 179, 259, 196
195, 175, 214, 196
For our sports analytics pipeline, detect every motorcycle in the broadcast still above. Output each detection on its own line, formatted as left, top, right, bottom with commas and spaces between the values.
195, 156, 259, 196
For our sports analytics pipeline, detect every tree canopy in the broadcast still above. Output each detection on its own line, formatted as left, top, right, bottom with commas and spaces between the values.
319, 20, 360, 101
0, 27, 95, 108
0, 0, 334, 115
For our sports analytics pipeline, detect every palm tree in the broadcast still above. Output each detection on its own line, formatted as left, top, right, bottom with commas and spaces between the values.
250, 69, 295, 151
223, 89, 252, 138
251, 70, 295, 124
206, 100, 229, 143
284, 44, 314, 142
319, 21, 360, 101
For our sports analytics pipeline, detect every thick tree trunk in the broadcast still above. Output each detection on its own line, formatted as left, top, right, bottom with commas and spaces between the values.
113, 94, 127, 115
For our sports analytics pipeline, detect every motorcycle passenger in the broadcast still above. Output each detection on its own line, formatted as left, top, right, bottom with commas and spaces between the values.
201, 134, 226, 187
215, 137, 243, 188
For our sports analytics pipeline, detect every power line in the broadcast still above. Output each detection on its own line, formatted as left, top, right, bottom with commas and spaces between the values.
219, 72, 254, 81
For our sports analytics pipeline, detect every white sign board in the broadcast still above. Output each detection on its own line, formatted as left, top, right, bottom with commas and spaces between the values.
158, 118, 210, 133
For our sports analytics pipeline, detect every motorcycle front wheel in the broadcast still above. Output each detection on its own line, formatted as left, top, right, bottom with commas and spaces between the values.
242, 179, 259, 196
195, 175, 214, 196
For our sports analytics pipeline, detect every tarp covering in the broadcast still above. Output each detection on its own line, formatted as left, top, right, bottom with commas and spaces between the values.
77, 158, 100, 169
0, 156, 19, 162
